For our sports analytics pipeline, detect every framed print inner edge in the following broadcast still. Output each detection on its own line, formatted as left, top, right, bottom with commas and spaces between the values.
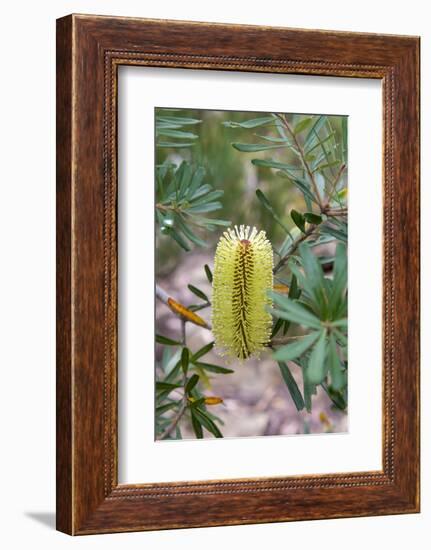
56, 14, 420, 535
105, 53, 391, 495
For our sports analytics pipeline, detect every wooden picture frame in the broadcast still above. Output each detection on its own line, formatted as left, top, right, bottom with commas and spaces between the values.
56, 14, 420, 535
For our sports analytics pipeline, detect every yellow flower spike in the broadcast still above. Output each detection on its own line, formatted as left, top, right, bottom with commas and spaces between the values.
212, 225, 273, 361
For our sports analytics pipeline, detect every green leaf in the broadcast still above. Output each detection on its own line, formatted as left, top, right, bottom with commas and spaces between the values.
303, 115, 327, 150
255, 189, 292, 236
187, 202, 223, 214
291, 209, 305, 233
156, 402, 178, 415
193, 408, 223, 438
156, 381, 182, 392
294, 117, 313, 135
188, 284, 209, 302
333, 243, 347, 293
306, 331, 327, 384
156, 122, 183, 130
189, 189, 224, 206
174, 215, 208, 248
185, 374, 200, 394
330, 243, 347, 316
273, 331, 321, 361
223, 116, 274, 128
181, 348, 189, 375
322, 382, 347, 410
341, 117, 348, 163
178, 161, 192, 195
232, 143, 288, 153
156, 334, 182, 346
255, 134, 293, 144
255, 188, 277, 212
164, 359, 182, 383
289, 274, 301, 299
204, 264, 213, 283
191, 410, 204, 438
193, 362, 234, 374
192, 342, 215, 361
157, 142, 195, 148
333, 328, 348, 347
189, 397, 206, 409
303, 212, 322, 225
313, 160, 341, 173
305, 131, 336, 155
298, 243, 328, 314
328, 333, 346, 391
252, 159, 302, 171
157, 129, 199, 140
290, 178, 319, 205
186, 166, 206, 199
271, 317, 284, 338
303, 379, 316, 413
321, 223, 348, 243
165, 227, 191, 251
331, 318, 348, 329
188, 183, 212, 201
277, 362, 305, 411
269, 294, 322, 329
157, 116, 201, 125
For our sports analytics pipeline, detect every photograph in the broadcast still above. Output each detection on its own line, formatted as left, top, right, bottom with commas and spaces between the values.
154, 107, 348, 441
0, 1, 423, 545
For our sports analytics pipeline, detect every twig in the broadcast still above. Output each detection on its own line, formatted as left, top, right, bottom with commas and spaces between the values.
159, 318, 188, 441
323, 164, 346, 208
276, 114, 324, 209
158, 400, 188, 440
324, 209, 348, 217
270, 334, 309, 346
273, 224, 319, 274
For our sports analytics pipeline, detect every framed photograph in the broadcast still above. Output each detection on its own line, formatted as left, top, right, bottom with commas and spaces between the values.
56, 14, 420, 534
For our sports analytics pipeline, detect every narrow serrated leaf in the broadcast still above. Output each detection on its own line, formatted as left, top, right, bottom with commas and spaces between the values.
192, 342, 215, 361
191, 411, 204, 438
328, 333, 346, 391
223, 116, 274, 128
232, 143, 288, 153
291, 209, 305, 233
204, 264, 213, 283
185, 374, 199, 393
193, 362, 234, 374
181, 347, 189, 374
273, 331, 320, 361
306, 331, 327, 384
156, 334, 182, 346
277, 362, 305, 411
294, 117, 313, 135
188, 284, 209, 302
193, 408, 223, 438
303, 212, 322, 225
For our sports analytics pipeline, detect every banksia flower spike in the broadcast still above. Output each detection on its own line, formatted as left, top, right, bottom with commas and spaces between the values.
212, 225, 273, 361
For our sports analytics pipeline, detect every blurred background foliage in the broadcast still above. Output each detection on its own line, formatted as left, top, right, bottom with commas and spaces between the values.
156, 108, 346, 274
155, 107, 348, 441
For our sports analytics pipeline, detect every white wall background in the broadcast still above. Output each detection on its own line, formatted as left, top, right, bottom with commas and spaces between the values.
0, 1, 427, 548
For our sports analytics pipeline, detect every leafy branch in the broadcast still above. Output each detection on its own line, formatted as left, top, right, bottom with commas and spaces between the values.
225, 111, 349, 412
155, 266, 231, 439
